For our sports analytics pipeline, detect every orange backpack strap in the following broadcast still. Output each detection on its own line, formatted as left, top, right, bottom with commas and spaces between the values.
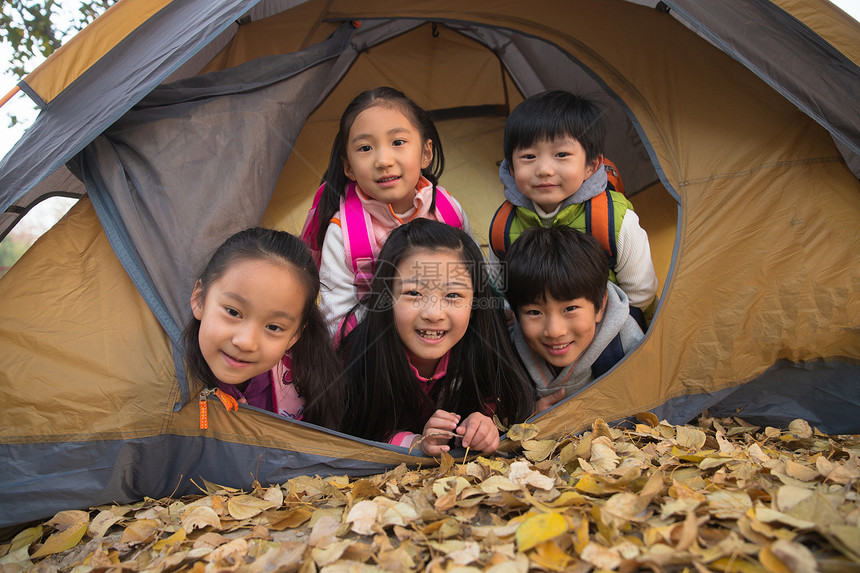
585, 190, 617, 268
489, 200, 517, 260
603, 157, 624, 196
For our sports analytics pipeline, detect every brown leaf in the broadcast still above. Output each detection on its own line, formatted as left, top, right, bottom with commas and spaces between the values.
119, 519, 159, 546
182, 506, 221, 532
635, 412, 659, 427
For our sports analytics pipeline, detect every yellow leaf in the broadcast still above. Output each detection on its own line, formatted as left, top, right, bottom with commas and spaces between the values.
432, 476, 470, 499
200, 478, 240, 495
227, 494, 278, 520
529, 539, 571, 570
31, 513, 88, 558
546, 491, 587, 507
119, 519, 159, 546
9, 525, 42, 553
477, 456, 509, 473
764, 540, 817, 573
153, 528, 187, 551
574, 473, 622, 495
506, 423, 540, 442
515, 512, 567, 551
522, 439, 556, 462
572, 517, 589, 555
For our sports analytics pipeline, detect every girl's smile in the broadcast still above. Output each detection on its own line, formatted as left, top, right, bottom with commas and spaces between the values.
191, 259, 305, 385
342, 105, 434, 213
517, 293, 607, 369
392, 249, 474, 378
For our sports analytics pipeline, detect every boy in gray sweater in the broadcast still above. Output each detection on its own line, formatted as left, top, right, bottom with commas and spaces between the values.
504, 225, 644, 413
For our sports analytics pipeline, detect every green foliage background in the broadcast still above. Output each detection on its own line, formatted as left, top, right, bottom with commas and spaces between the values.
1, 0, 114, 125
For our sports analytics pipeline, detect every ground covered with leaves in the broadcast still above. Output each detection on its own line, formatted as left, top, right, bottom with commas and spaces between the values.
3, 415, 859, 572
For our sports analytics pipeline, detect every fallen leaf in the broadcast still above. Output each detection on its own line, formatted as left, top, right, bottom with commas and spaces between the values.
675, 425, 707, 449
30, 513, 88, 558
227, 494, 278, 520
119, 518, 159, 546
507, 423, 540, 442
182, 506, 221, 532
788, 419, 813, 439
152, 528, 186, 551
515, 512, 567, 551
522, 439, 556, 462
581, 542, 621, 569
346, 500, 378, 536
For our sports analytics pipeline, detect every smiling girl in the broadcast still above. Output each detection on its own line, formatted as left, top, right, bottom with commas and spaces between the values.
301, 87, 470, 335
183, 227, 344, 430
338, 219, 534, 455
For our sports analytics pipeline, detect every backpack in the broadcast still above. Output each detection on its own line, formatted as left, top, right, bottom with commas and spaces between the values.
301, 181, 464, 287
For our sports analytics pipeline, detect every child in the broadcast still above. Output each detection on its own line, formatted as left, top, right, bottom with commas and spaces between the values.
489, 90, 658, 325
183, 227, 344, 430
505, 225, 645, 412
338, 219, 534, 455
301, 87, 471, 335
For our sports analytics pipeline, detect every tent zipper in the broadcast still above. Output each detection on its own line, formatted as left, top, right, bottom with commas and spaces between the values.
199, 388, 239, 429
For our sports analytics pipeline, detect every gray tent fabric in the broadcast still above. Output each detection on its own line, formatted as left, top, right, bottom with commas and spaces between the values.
80, 23, 357, 331
1, 412, 419, 530
0, 0, 272, 234
78, 20, 424, 340
451, 23, 660, 197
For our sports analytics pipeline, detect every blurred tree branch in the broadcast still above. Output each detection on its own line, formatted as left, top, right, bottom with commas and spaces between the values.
1, 0, 114, 126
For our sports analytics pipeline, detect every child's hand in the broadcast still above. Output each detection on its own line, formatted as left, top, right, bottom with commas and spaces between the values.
455, 412, 500, 453
417, 409, 461, 456
535, 388, 565, 413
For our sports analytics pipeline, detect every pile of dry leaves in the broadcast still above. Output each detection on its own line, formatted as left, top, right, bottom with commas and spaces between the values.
3, 414, 859, 572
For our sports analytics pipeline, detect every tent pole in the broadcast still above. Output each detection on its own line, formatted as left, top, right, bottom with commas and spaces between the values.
0, 85, 20, 109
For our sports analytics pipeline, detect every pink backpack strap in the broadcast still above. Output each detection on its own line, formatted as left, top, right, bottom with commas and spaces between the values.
300, 183, 328, 267
270, 352, 304, 420
340, 182, 376, 290
434, 187, 465, 229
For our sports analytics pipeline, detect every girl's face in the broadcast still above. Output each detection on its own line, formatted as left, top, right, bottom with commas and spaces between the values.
392, 248, 474, 378
191, 258, 305, 385
343, 104, 433, 213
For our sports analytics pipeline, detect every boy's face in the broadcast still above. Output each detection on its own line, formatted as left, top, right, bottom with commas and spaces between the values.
510, 137, 601, 213
517, 293, 606, 370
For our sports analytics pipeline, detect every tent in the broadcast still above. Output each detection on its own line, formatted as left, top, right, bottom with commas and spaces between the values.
0, 0, 858, 528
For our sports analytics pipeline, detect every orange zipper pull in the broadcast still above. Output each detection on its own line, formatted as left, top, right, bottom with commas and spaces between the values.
199, 390, 210, 430
214, 389, 239, 411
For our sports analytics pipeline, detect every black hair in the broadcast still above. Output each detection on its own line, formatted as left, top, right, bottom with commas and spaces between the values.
338, 219, 534, 442
503, 90, 606, 166
505, 225, 609, 314
309, 86, 445, 251
182, 227, 345, 430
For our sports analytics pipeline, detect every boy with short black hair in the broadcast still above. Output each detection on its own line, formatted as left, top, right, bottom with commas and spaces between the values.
490, 90, 658, 324
505, 225, 644, 410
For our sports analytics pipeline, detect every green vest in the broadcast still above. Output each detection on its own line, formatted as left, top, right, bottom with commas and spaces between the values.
490, 189, 632, 284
